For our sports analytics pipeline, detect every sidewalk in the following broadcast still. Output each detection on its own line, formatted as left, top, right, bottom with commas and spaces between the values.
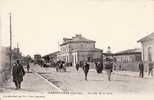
0, 69, 60, 93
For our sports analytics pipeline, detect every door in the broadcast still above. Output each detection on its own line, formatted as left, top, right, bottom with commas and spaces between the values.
148, 47, 152, 62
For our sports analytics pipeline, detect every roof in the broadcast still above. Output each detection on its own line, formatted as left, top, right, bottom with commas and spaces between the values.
137, 32, 154, 42
102, 53, 113, 56
60, 34, 95, 46
72, 48, 102, 52
42, 51, 60, 58
113, 48, 142, 55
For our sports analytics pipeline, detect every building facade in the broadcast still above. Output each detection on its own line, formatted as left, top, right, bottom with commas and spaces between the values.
0, 46, 22, 85
113, 49, 141, 63
42, 51, 59, 63
57, 34, 103, 66
138, 32, 154, 62
138, 32, 154, 71
113, 48, 142, 71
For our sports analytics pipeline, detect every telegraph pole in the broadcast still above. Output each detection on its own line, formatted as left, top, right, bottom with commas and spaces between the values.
58, 41, 59, 51
9, 12, 12, 69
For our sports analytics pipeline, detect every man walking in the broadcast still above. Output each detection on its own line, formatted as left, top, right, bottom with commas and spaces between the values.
12, 60, 25, 89
139, 60, 144, 78
83, 62, 90, 80
148, 62, 153, 77
26, 63, 30, 72
76, 62, 80, 71
104, 58, 113, 81
95, 62, 103, 73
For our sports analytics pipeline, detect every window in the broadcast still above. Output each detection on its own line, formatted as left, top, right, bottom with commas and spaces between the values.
81, 44, 83, 48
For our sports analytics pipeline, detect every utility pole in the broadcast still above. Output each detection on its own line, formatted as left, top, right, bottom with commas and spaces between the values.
58, 41, 59, 51
9, 12, 12, 69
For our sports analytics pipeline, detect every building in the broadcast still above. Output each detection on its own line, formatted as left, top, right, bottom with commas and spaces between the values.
58, 34, 103, 66
138, 32, 154, 70
113, 48, 142, 71
0, 46, 22, 85
0, 47, 22, 64
0, 47, 10, 67
34, 54, 42, 64
12, 47, 22, 61
42, 51, 60, 63
138, 32, 154, 62
113, 48, 141, 63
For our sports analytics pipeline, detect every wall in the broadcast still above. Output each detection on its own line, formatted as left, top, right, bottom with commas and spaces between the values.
142, 40, 154, 71
113, 53, 142, 72
59, 41, 95, 63
70, 42, 95, 51
72, 51, 102, 66
114, 62, 140, 72
0, 47, 11, 86
60, 42, 95, 53
142, 40, 154, 62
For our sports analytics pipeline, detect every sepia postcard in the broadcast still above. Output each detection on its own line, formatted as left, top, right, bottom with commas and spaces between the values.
0, 0, 154, 100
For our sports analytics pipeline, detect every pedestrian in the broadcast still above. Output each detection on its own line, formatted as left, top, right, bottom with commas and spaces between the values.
83, 62, 90, 80
95, 62, 99, 72
113, 63, 116, 71
95, 62, 103, 73
148, 62, 153, 77
26, 63, 30, 72
76, 62, 80, 71
59, 61, 63, 72
12, 60, 25, 89
119, 64, 121, 71
40, 60, 44, 67
63, 62, 67, 72
139, 60, 144, 78
104, 58, 113, 81
56, 62, 59, 72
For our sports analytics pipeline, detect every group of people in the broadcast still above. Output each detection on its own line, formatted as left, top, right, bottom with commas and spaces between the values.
76, 58, 154, 81
11, 58, 154, 90
56, 61, 67, 72
76, 58, 113, 81
138, 60, 153, 78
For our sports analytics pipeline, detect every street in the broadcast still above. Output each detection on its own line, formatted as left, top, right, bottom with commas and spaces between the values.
1, 63, 154, 94
31, 64, 154, 94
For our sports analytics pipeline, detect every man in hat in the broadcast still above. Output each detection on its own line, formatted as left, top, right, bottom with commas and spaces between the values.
139, 60, 144, 78
104, 58, 113, 81
148, 61, 153, 77
26, 63, 30, 72
76, 62, 80, 71
12, 60, 25, 89
83, 62, 90, 80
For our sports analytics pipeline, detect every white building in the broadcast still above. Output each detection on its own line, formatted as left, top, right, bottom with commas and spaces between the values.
138, 32, 154, 62
138, 32, 154, 71
57, 34, 103, 66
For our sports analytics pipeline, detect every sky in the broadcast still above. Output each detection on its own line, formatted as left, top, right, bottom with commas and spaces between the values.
0, 0, 154, 56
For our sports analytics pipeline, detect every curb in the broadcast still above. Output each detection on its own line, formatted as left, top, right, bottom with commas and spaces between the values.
31, 69, 63, 92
